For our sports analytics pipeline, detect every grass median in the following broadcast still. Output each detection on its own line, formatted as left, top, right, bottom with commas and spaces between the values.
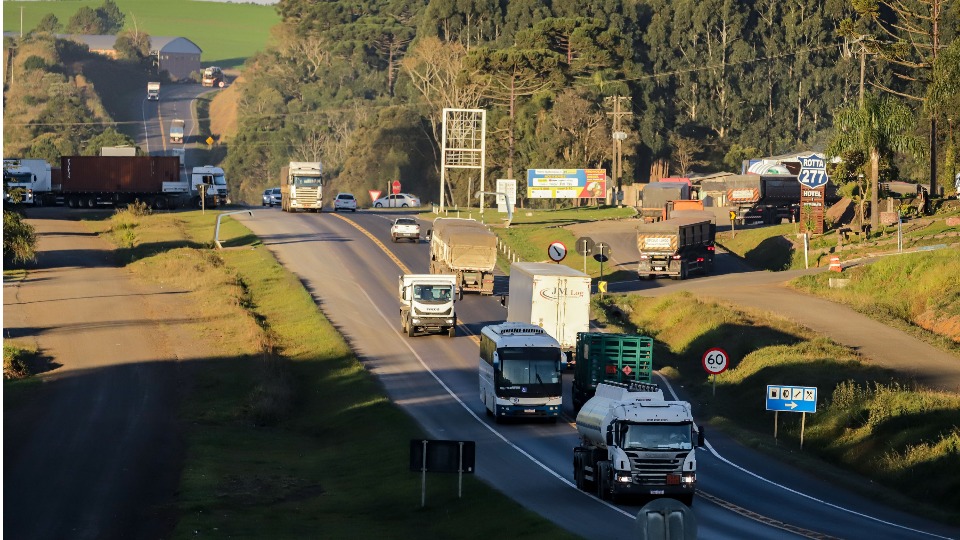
98, 207, 578, 539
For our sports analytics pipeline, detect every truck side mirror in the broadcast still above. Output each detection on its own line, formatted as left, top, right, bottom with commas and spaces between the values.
425, 229, 432, 241
499, 295, 507, 308
697, 427, 705, 448
605, 425, 614, 446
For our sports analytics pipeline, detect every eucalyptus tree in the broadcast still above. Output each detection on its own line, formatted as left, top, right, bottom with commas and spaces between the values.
828, 93, 926, 229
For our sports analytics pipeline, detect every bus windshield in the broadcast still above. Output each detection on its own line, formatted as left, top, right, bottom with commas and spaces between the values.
622, 423, 692, 450
294, 175, 322, 187
497, 346, 561, 396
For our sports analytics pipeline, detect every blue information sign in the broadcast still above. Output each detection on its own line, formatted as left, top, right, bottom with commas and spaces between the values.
765, 385, 817, 413
797, 154, 829, 189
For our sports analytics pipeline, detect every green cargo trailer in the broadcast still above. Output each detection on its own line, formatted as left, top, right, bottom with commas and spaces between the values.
572, 333, 654, 412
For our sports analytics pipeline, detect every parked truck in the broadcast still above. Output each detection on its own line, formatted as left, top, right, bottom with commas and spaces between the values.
506, 262, 591, 367
636, 216, 715, 280
571, 333, 654, 412
170, 119, 185, 144
56, 156, 225, 209
573, 382, 703, 505
399, 274, 457, 337
429, 218, 497, 297
3, 158, 52, 205
280, 161, 324, 212
147, 81, 160, 101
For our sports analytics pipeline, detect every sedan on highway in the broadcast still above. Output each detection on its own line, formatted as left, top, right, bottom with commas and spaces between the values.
373, 193, 420, 208
262, 187, 282, 207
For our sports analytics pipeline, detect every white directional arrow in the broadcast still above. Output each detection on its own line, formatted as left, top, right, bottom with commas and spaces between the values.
786, 402, 798, 410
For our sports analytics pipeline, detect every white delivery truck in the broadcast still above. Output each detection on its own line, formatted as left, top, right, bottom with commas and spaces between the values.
399, 274, 457, 337
147, 81, 160, 101
574, 382, 703, 505
506, 262, 591, 367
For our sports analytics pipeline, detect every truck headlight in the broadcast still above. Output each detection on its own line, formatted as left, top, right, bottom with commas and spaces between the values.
616, 474, 632, 483
445, 319, 454, 324
412, 318, 420, 324
682, 473, 696, 485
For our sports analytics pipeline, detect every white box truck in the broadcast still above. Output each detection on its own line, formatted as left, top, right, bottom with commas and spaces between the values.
506, 262, 591, 366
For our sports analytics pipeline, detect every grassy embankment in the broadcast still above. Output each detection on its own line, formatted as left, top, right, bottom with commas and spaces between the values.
94, 206, 578, 539
2, 0, 278, 69
483, 205, 959, 520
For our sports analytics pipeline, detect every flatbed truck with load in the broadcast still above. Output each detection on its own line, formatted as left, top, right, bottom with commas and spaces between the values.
281, 162, 325, 212
571, 332, 653, 412
636, 216, 715, 280
573, 382, 703, 505
428, 218, 497, 297
506, 262, 590, 368
399, 274, 457, 337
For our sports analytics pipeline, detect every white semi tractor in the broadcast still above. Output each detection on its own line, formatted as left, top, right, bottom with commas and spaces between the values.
573, 382, 703, 505
3, 158, 52, 205
280, 161, 324, 212
399, 274, 457, 337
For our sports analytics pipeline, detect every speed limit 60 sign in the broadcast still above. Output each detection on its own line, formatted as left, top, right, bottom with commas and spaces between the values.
702, 347, 729, 374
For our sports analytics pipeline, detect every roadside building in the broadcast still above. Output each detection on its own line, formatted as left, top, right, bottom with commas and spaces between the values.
50, 34, 202, 81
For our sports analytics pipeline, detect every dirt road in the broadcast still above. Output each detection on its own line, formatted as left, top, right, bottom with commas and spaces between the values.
3, 208, 205, 540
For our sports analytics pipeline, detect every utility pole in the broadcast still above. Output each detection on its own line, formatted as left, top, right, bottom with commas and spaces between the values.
606, 96, 632, 206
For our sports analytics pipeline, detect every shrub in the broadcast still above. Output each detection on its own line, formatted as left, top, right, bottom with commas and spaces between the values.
22, 55, 47, 71
3, 210, 37, 266
4, 345, 32, 379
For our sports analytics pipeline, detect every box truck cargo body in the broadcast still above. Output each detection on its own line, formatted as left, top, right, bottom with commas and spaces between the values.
506, 262, 591, 364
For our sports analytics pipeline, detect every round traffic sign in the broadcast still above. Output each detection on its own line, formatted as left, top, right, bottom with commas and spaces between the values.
548, 241, 567, 262
575, 237, 595, 256
702, 347, 729, 374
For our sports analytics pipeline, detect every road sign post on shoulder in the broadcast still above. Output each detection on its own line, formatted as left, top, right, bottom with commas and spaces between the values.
576, 236, 595, 274
766, 385, 818, 448
593, 242, 611, 295
702, 348, 729, 395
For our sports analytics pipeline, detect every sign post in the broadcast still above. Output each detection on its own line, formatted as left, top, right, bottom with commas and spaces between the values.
575, 236, 595, 275
765, 385, 818, 448
701, 348, 729, 395
593, 242, 611, 297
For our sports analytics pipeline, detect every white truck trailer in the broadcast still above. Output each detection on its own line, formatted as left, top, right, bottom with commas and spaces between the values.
280, 161, 324, 212
574, 382, 703, 505
429, 218, 497, 297
506, 262, 590, 366
399, 274, 457, 337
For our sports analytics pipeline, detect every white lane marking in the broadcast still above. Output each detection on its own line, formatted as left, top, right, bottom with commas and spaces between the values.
656, 373, 952, 540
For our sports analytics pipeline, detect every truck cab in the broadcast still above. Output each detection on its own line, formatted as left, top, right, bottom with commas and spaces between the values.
281, 162, 324, 212
3, 159, 52, 205
201, 66, 224, 88
399, 274, 457, 337
190, 165, 228, 207
147, 82, 160, 101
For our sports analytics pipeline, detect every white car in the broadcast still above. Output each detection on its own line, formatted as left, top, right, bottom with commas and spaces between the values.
334, 192, 357, 212
390, 217, 420, 243
262, 187, 282, 207
373, 193, 420, 208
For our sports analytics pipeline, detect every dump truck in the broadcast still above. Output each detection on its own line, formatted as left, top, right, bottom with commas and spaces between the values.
636, 216, 715, 280
573, 382, 703, 505
147, 81, 160, 101
280, 161, 324, 212
428, 218, 497, 297
571, 333, 654, 412
640, 182, 689, 221
169, 119, 185, 144
506, 262, 591, 367
399, 274, 457, 337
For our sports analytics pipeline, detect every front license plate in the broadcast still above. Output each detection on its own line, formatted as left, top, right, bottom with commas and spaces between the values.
650, 490, 665, 495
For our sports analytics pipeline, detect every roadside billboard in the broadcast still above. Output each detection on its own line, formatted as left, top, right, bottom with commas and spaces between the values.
526, 169, 606, 199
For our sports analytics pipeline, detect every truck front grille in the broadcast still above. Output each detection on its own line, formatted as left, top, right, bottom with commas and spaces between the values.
293, 188, 321, 205
625, 451, 687, 485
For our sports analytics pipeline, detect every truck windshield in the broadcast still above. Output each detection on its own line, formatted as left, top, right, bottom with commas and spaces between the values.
497, 347, 561, 396
413, 285, 452, 302
212, 173, 226, 186
622, 423, 692, 450
4, 172, 32, 185
293, 175, 322, 187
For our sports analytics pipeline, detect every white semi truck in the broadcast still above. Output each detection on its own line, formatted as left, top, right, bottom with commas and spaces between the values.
190, 165, 230, 207
399, 274, 457, 337
506, 262, 590, 367
573, 382, 703, 505
3, 158, 52, 205
280, 161, 324, 212
428, 218, 497, 297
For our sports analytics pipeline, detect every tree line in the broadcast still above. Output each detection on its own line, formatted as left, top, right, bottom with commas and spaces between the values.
222, 0, 958, 206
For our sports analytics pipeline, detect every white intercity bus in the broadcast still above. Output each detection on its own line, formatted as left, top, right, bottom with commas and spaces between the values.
479, 322, 564, 422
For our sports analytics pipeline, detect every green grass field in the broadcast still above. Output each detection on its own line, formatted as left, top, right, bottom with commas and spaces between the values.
3, 0, 279, 69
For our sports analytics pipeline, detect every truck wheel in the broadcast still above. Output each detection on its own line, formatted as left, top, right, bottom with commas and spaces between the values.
447, 325, 456, 338
407, 323, 416, 338
154, 197, 168, 210
596, 462, 611, 501
679, 494, 694, 507
85, 197, 96, 208
391, 236, 397, 243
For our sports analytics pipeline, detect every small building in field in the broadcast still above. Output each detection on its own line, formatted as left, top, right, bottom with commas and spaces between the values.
48, 34, 202, 81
